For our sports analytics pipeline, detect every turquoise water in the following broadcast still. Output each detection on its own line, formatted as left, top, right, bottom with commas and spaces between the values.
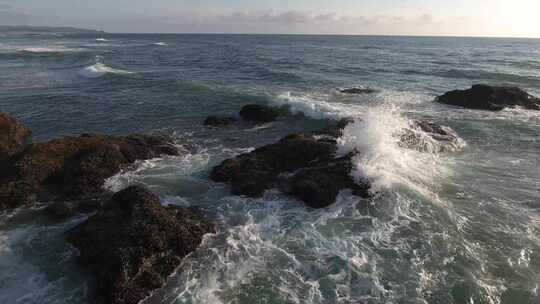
0, 34, 539, 303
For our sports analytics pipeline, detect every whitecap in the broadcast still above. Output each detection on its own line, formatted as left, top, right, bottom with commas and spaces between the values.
95, 38, 109, 42
272, 91, 361, 120
153, 42, 168, 46
80, 62, 132, 78
20, 46, 81, 53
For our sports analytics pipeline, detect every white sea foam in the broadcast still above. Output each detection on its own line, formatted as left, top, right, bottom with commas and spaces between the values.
337, 104, 449, 196
272, 91, 362, 120
20, 46, 82, 53
95, 38, 109, 42
153, 42, 168, 46
80, 62, 132, 78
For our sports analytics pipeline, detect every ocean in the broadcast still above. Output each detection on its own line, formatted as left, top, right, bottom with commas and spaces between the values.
0, 33, 539, 304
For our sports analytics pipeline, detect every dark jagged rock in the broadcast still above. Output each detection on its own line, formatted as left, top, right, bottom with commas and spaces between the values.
211, 132, 369, 208
400, 120, 465, 152
340, 87, 377, 95
45, 195, 109, 218
67, 186, 214, 304
0, 112, 31, 160
239, 104, 279, 123
0, 134, 178, 211
282, 155, 370, 208
435, 84, 540, 111
203, 115, 237, 127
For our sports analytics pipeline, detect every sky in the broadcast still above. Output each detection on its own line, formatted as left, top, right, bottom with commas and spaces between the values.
1, 0, 540, 37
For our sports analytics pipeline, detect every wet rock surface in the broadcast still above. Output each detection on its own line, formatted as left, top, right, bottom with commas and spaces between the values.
211, 131, 370, 208
67, 186, 215, 304
0, 112, 31, 160
239, 104, 280, 122
211, 117, 464, 208
401, 120, 465, 152
203, 115, 237, 127
436, 84, 540, 111
0, 133, 178, 211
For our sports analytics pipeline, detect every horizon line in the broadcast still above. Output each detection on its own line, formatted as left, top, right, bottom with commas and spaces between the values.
4, 24, 540, 39
105, 32, 540, 39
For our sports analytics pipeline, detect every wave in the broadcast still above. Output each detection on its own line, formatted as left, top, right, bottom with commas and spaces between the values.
272, 92, 361, 120
19, 46, 82, 53
80, 62, 133, 78
153, 42, 168, 46
273, 91, 452, 197
406, 68, 540, 86
95, 38, 109, 42
337, 105, 450, 196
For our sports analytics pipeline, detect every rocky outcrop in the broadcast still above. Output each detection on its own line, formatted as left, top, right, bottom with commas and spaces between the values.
281, 154, 369, 208
0, 134, 178, 211
340, 88, 377, 94
210, 116, 464, 208
239, 104, 279, 123
67, 186, 214, 304
203, 115, 237, 127
435, 84, 540, 111
211, 133, 370, 208
0, 112, 31, 160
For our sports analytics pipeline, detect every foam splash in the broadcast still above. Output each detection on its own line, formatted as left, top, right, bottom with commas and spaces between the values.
273, 92, 359, 120
80, 61, 132, 78
337, 104, 449, 196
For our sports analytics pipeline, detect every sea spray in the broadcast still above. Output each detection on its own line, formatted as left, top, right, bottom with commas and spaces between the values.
337, 104, 449, 197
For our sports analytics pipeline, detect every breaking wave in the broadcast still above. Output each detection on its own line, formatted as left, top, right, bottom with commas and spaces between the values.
80, 58, 132, 78
337, 105, 450, 197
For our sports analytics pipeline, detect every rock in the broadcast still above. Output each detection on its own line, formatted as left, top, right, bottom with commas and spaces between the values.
67, 186, 214, 304
317, 117, 355, 138
340, 88, 377, 94
203, 115, 237, 127
435, 84, 540, 111
282, 155, 370, 208
239, 104, 279, 123
0, 112, 31, 159
211, 133, 370, 208
400, 120, 465, 152
45, 195, 109, 218
0, 134, 178, 211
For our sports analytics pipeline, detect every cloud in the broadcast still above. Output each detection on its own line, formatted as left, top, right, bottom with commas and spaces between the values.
96, 10, 489, 36
215, 10, 338, 25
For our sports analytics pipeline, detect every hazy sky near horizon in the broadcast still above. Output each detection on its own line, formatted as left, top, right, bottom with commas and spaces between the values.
1, 0, 539, 37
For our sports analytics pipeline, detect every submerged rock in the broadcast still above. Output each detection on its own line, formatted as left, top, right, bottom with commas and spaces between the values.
67, 186, 214, 304
435, 84, 540, 111
203, 115, 237, 127
340, 87, 377, 95
211, 132, 369, 208
0, 133, 178, 211
239, 104, 279, 122
0, 112, 31, 160
401, 120, 465, 152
